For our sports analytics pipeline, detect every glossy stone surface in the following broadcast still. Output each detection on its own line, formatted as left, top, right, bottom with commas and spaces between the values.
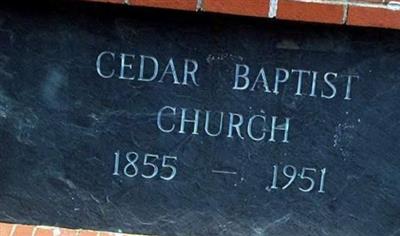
0, 2, 399, 236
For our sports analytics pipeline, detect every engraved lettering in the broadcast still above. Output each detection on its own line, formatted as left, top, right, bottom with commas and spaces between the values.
204, 110, 224, 137
292, 69, 311, 96
247, 115, 266, 141
96, 51, 115, 78
321, 72, 337, 99
344, 75, 358, 100
159, 58, 180, 84
157, 106, 176, 133
182, 59, 199, 86
309, 71, 318, 97
273, 68, 289, 95
269, 116, 290, 143
179, 108, 200, 135
250, 68, 271, 93
227, 113, 244, 139
138, 55, 159, 81
119, 53, 135, 80
268, 164, 327, 193
233, 64, 250, 90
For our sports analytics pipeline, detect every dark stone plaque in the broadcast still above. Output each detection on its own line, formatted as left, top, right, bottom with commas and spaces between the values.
0, 1, 399, 235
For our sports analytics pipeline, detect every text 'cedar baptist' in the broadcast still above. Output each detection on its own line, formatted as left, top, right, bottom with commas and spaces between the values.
96, 51, 359, 143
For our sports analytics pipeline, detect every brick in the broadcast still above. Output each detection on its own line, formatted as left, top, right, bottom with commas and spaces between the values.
59, 228, 77, 236
131, 0, 197, 11
14, 224, 33, 236
34, 228, 53, 236
347, 5, 400, 29
0, 223, 15, 236
0, 223, 147, 236
79, 230, 99, 236
277, 0, 345, 24
202, 0, 269, 17
98, 233, 113, 236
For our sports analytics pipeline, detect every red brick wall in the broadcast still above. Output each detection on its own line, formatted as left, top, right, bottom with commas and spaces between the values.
85, 0, 400, 30
0, 222, 144, 236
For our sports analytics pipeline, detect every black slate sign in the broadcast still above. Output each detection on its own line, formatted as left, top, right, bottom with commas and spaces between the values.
0, 2, 399, 235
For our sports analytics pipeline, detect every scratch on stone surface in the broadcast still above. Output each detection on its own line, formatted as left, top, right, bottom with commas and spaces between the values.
0, 54, 13, 78
90, 193, 101, 204
212, 170, 238, 175
173, 135, 192, 152
130, 132, 142, 148
57, 177, 77, 190
389, 227, 400, 236
41, 66, 69, 110
0, 94, 9, 119
89, 113, 100, 121
276, 39, 300, 50
264, 213, 291, 230
1, 212, 16, 221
